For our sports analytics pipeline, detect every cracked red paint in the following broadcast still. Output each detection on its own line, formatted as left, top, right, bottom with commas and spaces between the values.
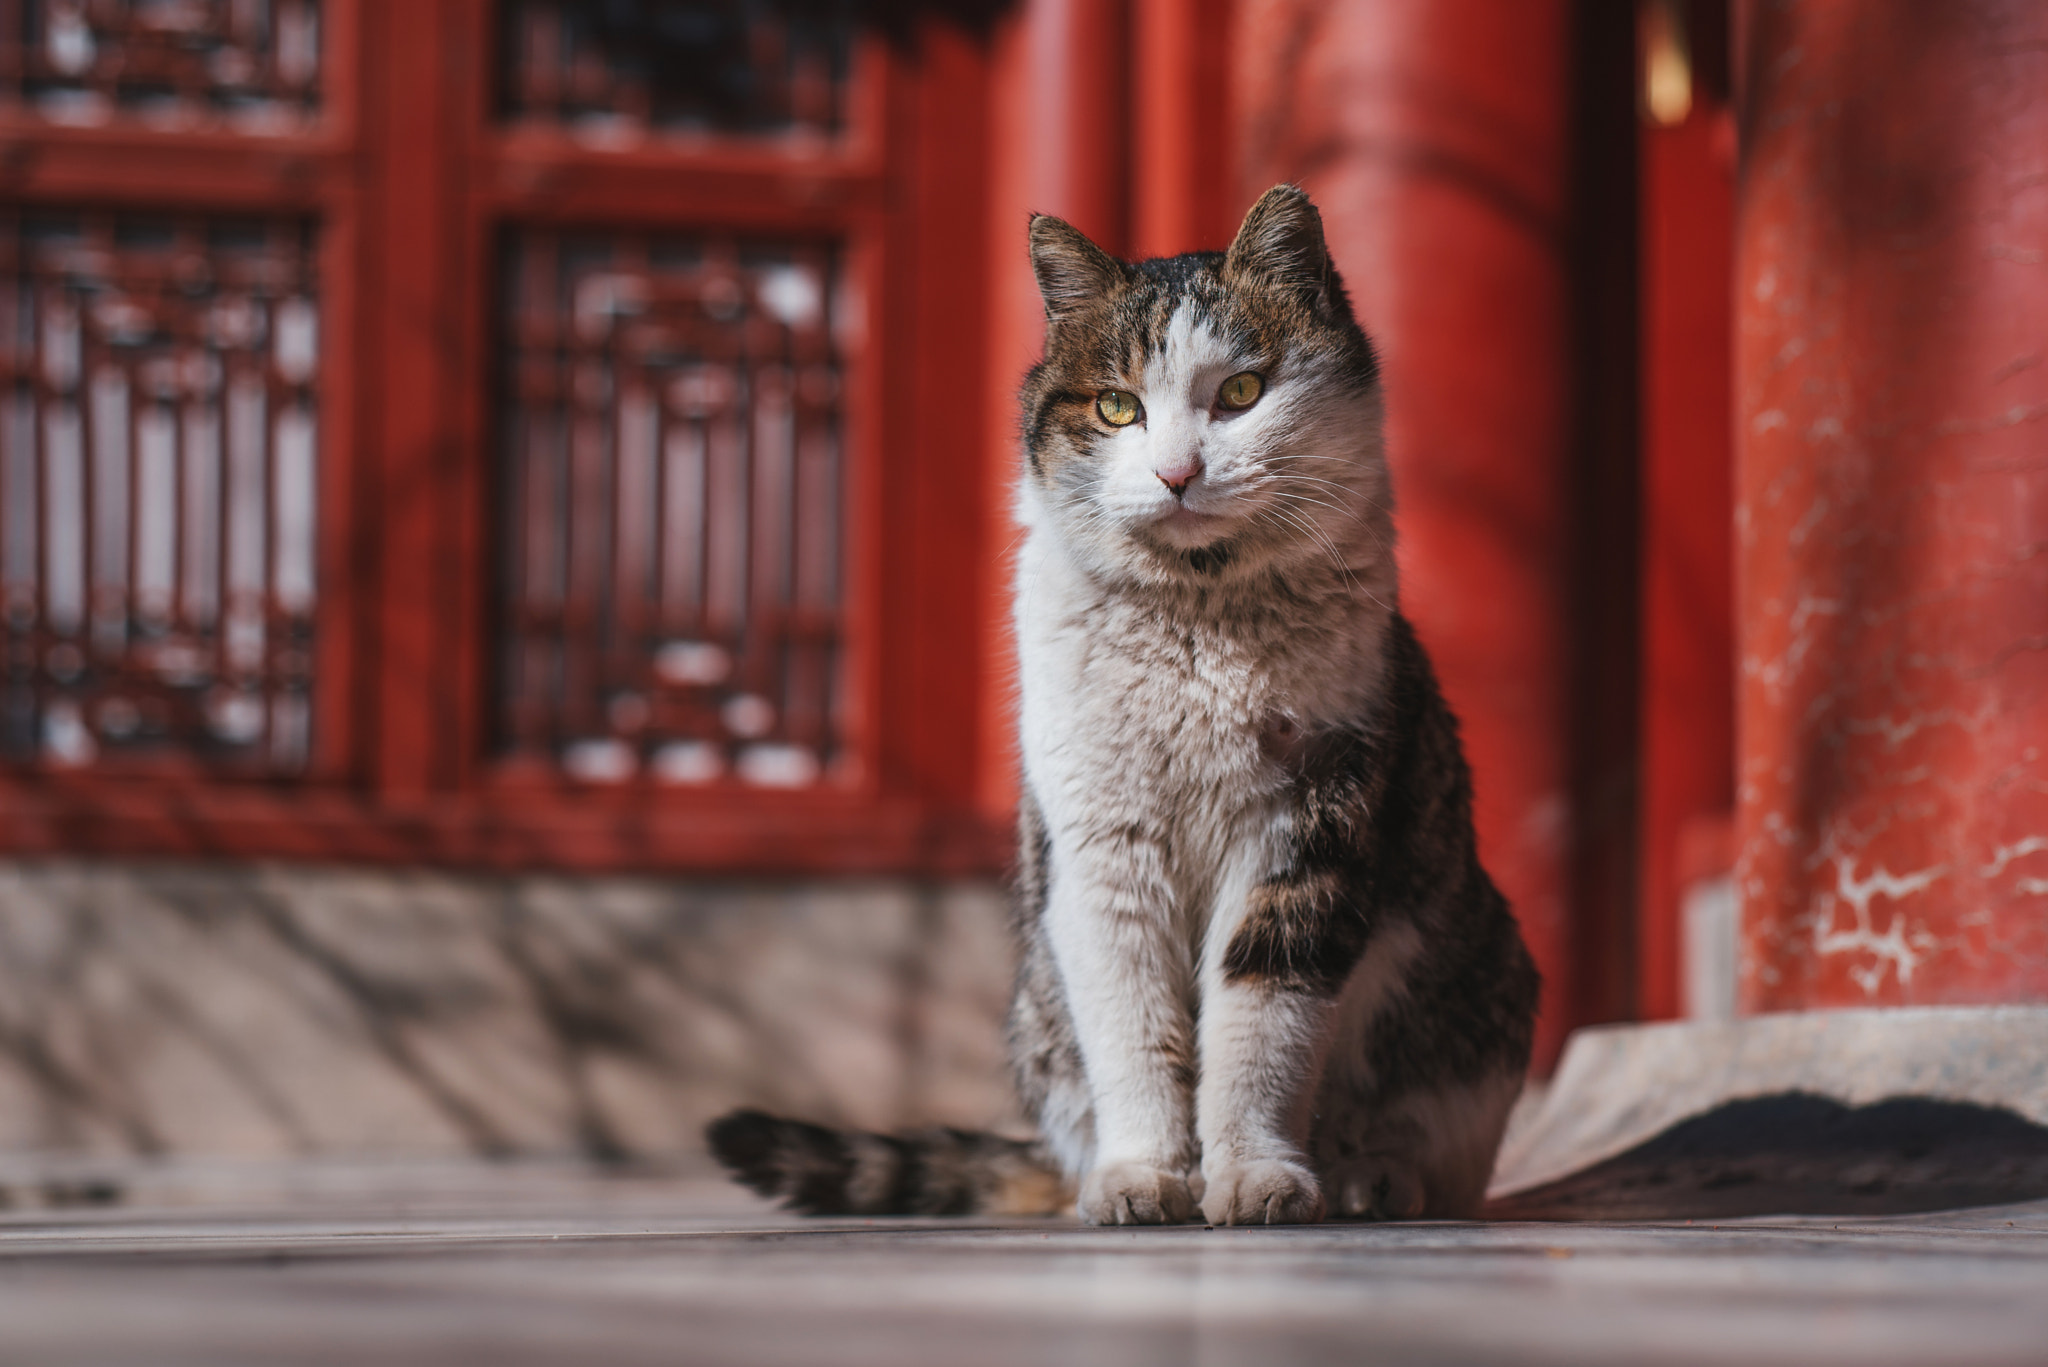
1735, 0, 2048, 1009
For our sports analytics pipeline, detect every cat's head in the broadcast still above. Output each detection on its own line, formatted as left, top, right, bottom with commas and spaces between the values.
1017, 185, 1390, 587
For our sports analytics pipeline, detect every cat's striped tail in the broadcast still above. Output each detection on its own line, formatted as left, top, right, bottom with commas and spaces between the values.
705, 1110, 1071, 1217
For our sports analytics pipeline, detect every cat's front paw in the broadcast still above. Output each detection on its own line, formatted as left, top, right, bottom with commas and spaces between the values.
1079, 1162, 1197, 1226
1201, 1158, 1325, 1225
1328, 1157, 1427, 1220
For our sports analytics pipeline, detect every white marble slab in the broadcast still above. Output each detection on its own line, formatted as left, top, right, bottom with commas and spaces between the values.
1494, 1007, 2048, 1196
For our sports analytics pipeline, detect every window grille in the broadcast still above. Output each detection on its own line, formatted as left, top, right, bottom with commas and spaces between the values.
0, 211, 320, 773
0, 0, 321, 129
499, 0, 853, 140
498, 227, 846, 788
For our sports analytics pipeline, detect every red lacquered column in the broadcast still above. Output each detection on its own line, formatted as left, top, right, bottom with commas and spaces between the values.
976, 0, 1132, 816
1638, 101, 1737, 1021
1132, 0, 1233, 260
1735, 1, 2048, 1010
1234, 0, 1579, 1064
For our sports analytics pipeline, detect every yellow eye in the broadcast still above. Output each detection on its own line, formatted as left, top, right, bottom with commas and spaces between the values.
1218, 372, 1264, 410
1097, 390, 1141, 426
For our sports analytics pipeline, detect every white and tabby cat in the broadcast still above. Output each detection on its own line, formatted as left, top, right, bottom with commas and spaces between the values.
711, 186, 1538, 1225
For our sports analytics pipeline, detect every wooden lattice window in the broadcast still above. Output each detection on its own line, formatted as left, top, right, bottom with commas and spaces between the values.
0, 0, 998, 873
0, 211, 320, 772
498, 228, 847, 787
0, 0, 321, 128
500, 0, 853, 138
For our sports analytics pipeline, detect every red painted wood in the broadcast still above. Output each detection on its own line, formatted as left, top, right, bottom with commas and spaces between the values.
977, 0, 1132, 818
1735, 0, 2048, 1009
884, 22, 993, 807
833, 63, 897, 795
362, 0, 468, 798
1234, 0, 1581, 1067
311, 198, 362, 782
0, 777, 1009, 874
441, 0, 495, 794
1637, 104, 1735, 1020
0, 128, 341, 210
483, 136, 890, 227
1133, 0, 1233, 258
308, 0, 363, 785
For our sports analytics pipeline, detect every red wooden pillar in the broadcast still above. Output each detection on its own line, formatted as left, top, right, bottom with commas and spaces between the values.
1233, 0, 1581, 1066
1132, 0, 1233, 260
1637, 6, 1736, 1021
977, 0, 1131, 816
1735, 2, 2048, 1010
361, 0, 483, 804
883, 23, 996, 815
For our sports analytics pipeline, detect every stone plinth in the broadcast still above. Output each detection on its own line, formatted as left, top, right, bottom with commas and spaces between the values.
0, 861, 1018, 1158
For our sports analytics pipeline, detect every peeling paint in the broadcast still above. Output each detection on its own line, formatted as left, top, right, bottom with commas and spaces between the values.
1808, 855, 1947, 995
1840, 703, 1994, 752
1735, 0, 2048, 1011
1981, 837, 2048, 879
1788, 497, 1830, 546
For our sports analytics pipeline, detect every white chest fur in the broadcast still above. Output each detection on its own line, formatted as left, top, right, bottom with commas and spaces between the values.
1015, 526, 1386, 930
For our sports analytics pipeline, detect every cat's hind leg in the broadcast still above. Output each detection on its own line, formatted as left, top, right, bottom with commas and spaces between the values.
1317, 1068, 1523, 1220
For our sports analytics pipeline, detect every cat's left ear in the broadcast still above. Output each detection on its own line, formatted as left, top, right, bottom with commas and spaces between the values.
1224, 185, 1335, 314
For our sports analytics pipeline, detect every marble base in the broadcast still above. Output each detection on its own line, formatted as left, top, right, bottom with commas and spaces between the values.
0, 860, 1021, 1159
1492, 1007, 2048, 1213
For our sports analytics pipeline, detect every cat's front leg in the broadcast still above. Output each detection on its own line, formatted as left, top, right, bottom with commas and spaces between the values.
1044, 841, 1200, 1225
1194, 870, 1351, 1225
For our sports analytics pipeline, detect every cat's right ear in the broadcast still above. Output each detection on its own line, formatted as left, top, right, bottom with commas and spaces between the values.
1224, 185, 1335, 313
1028, 215, 1126, 322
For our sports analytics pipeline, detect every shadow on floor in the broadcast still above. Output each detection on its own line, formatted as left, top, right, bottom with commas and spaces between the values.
1486, 1092, 2048, 1221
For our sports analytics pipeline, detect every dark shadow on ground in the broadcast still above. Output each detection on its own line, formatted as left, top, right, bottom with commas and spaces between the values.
1487, 1093, 2048, 1221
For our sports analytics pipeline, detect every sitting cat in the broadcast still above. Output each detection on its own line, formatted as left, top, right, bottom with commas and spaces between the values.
710, 185, 1538, 1225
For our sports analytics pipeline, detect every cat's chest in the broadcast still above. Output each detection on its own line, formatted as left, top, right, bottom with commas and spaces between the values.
1020, 582, 1318, 803
1080, 609, 1267, 731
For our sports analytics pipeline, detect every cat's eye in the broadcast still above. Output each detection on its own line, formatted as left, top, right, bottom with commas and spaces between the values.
1218, 372, 1264, 410
1097, 390, 1142, 426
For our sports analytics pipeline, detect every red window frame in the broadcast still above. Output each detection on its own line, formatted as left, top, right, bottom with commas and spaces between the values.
0, 1, 1006, 876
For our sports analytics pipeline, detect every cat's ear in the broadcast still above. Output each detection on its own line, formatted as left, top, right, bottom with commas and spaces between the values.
1028, 215, 1126, 322
1224, 185, 1335, 312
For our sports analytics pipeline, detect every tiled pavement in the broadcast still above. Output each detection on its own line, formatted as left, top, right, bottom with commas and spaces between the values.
0, 1163, 2043, 1366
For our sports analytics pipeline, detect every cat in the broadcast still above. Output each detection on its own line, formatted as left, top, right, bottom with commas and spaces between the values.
709, 185, 1539, 1224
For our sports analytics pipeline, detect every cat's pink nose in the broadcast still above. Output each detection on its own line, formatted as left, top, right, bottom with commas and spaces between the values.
1155, 456, 1204, 497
